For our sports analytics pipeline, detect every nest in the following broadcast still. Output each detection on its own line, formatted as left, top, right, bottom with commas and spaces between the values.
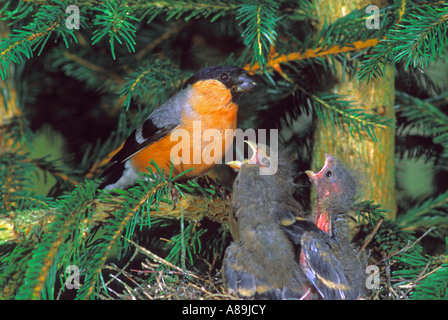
97, 238, 236, 300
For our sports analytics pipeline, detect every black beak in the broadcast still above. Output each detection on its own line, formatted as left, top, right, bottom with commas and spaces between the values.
236, 72, 257, 93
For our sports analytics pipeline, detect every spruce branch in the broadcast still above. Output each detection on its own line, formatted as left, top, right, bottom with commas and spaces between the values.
81, 111, 139, 179
131, 0, 238, 23
125, 237, 202, 280
0, 151, 44, 214
237, 0, 279, 71
1, 0, 446, 301
0, 182, 231, 246
390, 230, 448, 299
91, 0, 139, 60
371, 219, 422, 265
355, 200, 388, 226
245, 38, 380, 73
397, 190, 448, 233
60, 50, 126, 86
357, 3, 448, 82
395, 4, 448, 70
243, 3, 391, 74
396, 91, 448, 157
296, 84, 394, 142
14, 181, 97, 300
410, 263, 448, 299
27, 156, 78, 186
354, 201, 388, 254
119, 59, 183, 110
76, 189, 156, 299
0, 1, 34, 22
0, 0, 84, 79
135, 21, 188, 60
76, 162, 230, 299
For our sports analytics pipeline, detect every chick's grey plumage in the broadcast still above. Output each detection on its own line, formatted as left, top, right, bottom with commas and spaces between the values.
299, 154, 368, 300
223, 164, 308, 299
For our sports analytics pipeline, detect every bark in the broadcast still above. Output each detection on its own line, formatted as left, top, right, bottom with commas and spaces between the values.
0, 21, 22, 152
310, 0, 397, 220
0, 193, 232, 245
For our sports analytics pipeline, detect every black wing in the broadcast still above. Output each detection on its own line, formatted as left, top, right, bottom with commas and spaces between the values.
300, 233, 353, 300
276, 209, 325, 245
223, 242, 304, 300
101, 117, 179, 177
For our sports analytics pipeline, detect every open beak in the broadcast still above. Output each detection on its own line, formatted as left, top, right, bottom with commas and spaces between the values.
306, 153, 334, 182
245, 140, 258, 164
226, 160, 243, 170
305, 170, 316, 179
226, 140, 259, 170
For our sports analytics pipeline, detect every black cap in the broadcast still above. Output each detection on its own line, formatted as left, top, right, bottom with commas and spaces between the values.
183, 65, 256, 102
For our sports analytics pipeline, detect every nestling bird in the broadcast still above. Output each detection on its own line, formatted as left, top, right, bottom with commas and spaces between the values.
300, 153, 367, 300
223, 141, 321, 299
306, 153, 356, 237
98, 65, 256, 190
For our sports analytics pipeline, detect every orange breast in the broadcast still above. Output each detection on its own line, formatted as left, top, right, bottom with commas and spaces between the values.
131, 80, 238, 179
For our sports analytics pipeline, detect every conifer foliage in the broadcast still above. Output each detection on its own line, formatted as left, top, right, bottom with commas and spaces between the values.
1, 0, 448, 300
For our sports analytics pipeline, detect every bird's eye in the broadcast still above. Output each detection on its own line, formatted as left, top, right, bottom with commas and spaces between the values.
220, 72, 229, 81
326, 170, 332, 178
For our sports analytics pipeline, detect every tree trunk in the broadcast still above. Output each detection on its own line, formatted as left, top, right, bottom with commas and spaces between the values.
310, 0, 397, 220
0, 21, 22, 153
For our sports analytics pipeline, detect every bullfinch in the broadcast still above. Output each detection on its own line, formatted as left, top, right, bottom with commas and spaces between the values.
98, 65, 256, 190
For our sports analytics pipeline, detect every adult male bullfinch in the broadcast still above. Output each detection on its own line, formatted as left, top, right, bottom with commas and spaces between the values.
98, 65, 256, 190
301, 154, 367, 300
223, 141, 321, 299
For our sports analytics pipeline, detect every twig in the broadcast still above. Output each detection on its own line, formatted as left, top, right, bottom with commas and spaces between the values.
383, 258, 402, 299
104, 247, 140, 287
136, 22, 188, 60
400, 260, 432, 299
1, 193, 232, 244
376, 227, 434, 266
244, 38, 380, 73
124, 237, 202, 281
63, 51, 125, 85
359, 218, 384, 253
